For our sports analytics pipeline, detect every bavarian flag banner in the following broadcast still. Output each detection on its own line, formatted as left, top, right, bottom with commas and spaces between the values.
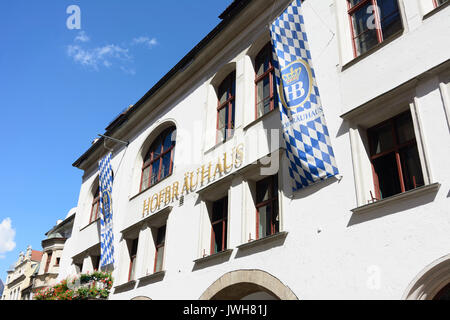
270, 0, 339, 191
99, 152, 115, 270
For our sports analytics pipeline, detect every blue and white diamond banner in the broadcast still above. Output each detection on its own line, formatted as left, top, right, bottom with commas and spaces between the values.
99, 152, 115, 270
270, 0, 339, 191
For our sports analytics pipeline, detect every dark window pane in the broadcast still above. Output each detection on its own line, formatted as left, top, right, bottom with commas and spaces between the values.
400, 145, 424, 191
160, 152, 172, 180
156, 226, 166, 246
212, 222, 224, 253
212, 197, 227, 222
130, 238, 139, 256
229, 100, 235, 135
273, 202, 280, 234
219, 87, 228, 105
211, 197, 227, 253
256, 178, 270, 203
378, 0, 402, 39
351, 3, 379, 55
230, 74, 236, 97
256, 46, 271, 77
150, 137, 162, 158
151, 161, 160, 185
370, 122, 394, 154
395, 112, 415, 144
372, 153, 401, 199
163, 129, 174, 150
354, 29, 378, 56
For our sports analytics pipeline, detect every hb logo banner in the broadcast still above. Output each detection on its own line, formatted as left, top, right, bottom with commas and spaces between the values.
270, 0, 339, 191
99, 152, 115, 270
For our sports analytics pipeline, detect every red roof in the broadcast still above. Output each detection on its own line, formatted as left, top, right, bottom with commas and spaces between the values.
30, 250, 43, 262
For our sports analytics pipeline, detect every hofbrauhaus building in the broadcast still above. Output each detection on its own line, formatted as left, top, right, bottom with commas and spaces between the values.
60, 0, 450, 300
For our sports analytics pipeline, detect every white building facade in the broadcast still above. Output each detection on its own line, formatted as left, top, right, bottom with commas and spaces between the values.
62, 0, 450, 300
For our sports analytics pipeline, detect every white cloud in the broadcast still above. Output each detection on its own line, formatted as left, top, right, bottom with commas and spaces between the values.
74, 30, 90, 43
0, 218, 16, 258
67, 32, 158, 74
132, 36, 158, 48
67, 43, 132, 71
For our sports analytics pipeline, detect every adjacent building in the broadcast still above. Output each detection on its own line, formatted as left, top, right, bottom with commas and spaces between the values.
63, 0, 450, 300
34, 209, 76, 292
2, 247, 42, 300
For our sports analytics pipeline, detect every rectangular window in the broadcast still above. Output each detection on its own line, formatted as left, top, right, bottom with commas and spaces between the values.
216, 72, 236, 143
210, 197, 228, 254
348, 0, 402, 57
128, 238, 139, 281
154, 225, 166, 273
255, 175, 279, 239
368, 111, 424, 200
255, 43, 276, 119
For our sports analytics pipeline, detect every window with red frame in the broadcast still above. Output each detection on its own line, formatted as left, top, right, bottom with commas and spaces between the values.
154, 225, 166, 273
348, 0, 402, 57
367, 111, 424, 200
255, 175, 279, 239
89, 188, 100, 223
128, 238, 139, 281
434, 0, 449, 7
217, 71, 236, 143
140, 127, 176, 192
210, 197, 228, 254
255, 43, 277, 119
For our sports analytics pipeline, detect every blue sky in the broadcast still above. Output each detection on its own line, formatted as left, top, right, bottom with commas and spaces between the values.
0, 0, 232, 282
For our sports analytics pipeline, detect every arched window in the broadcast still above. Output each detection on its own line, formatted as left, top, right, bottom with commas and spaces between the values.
255, 42, 276, 119
216, 71, 236, 143
89, 188, 100, 223
140, 126, 176, 192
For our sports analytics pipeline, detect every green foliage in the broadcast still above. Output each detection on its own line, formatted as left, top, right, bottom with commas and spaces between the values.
34, 271, 113, 300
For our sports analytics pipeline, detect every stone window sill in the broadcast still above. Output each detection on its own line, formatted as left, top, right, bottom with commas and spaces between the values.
138, 270, 165, 283
114, 280, 136, 291
351, 182, 440, 215
237, 231, 288, 251
193, 249, 233, 264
